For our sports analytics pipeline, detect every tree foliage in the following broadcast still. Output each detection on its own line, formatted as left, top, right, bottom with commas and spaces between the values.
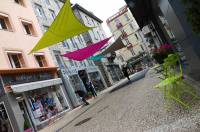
181, 0, 200, 35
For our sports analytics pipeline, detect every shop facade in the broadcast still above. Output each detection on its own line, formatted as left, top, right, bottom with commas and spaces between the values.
87, 70, 106, 92
0, 67, 70, 132
67, 66, 107, 94
125, 0, 200, 82
106, 64, 124, 83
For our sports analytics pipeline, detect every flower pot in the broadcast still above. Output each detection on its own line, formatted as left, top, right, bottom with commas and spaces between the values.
24, 128, 32, 132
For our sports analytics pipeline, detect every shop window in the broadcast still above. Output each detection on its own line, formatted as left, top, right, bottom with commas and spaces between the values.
49, 9, 56, 19
27, 88, 68, 123
35, 4, 46, 19
34, 54, 47, 67
14, 0, 25, 6
21, 21, 36, 35
0, 13, 12, 31
7, 52, 25, 68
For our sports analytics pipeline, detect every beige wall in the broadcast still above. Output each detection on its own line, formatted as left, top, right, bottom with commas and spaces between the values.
0, 0, 55, 69
107, 8, 143, 62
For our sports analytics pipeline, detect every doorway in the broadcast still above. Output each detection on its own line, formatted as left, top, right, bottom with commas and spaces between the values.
18, 98, 35, 132
78, 70, 90, 92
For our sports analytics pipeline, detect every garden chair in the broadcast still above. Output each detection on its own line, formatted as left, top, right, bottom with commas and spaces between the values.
155, 54, 199, 108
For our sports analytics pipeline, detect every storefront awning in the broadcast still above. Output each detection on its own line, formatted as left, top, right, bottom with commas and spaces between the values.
99, 37, 126, 55
11, 78, 62, 93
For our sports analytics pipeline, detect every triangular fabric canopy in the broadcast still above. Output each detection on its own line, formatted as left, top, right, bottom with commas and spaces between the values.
30, 0, 92, 53
99, 37, 126, 55
62, 37, 112, 61
89, 55, 104, 61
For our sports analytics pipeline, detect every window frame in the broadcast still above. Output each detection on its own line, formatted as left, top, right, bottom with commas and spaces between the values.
21, 19, 36, 36
35, 3, 46, 19
70, 38, 78, 49
6, 51, 25, 68
124, 13, 130, 21
0, 13, 13, 31
49, 9, 56, 19
62, 41, 70, 49
14, 0, 25, 6
85, 15, 90, 24
33, 53, 48, 67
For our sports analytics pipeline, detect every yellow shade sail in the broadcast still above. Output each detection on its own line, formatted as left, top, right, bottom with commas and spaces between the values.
30, 0, 92, 53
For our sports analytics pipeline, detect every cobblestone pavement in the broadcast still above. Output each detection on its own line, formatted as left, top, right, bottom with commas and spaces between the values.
41, 70, 200, 132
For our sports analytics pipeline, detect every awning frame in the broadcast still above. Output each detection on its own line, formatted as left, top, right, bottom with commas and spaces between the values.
11, 78, 62, 93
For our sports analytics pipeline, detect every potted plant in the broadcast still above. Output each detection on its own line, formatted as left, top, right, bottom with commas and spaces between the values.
85, 92, 93, 100
24, 118, 32, 132
153, 44, 174, 64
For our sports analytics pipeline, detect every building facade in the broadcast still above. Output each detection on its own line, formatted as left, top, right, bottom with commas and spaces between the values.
106, 6, 147, 63
30, 0, 81, 109
30, 0, 108, 107
125, 0, 200, 82
72, 4, 114, 86
0, 0, 70, 132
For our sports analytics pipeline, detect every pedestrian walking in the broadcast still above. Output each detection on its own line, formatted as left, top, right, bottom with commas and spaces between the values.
75, 90, 90, 105
87, 80, 97, 98
122, 65, 130, 81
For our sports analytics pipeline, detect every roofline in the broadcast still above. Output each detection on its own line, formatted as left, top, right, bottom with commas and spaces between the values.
106, 5, 129, 24
0, 67, 58, 75
72, 4, 103, 23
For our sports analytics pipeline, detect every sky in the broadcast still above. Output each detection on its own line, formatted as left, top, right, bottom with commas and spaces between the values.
71, 0, 127, 36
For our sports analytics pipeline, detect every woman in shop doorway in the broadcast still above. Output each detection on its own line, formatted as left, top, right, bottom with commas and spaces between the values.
75, 90, 90, 105
122, 65, 130, 81
87, 80, 97, 98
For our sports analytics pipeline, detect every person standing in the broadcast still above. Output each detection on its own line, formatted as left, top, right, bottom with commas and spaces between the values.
88, 80, 97, 97
75, 90, 90, 105
122, 65, 130, 81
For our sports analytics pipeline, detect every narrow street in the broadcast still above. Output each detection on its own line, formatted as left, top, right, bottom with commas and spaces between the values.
40, 70, 200, 132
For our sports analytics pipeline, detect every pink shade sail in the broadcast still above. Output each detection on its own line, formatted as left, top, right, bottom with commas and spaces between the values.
62, 37, 111, 61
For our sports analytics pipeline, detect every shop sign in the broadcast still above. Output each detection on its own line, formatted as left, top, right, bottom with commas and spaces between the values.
2, 72, 54, 86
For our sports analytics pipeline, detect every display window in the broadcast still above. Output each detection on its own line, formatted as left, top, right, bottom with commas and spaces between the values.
89, 72, 104, 91
27, 86, 68, 122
